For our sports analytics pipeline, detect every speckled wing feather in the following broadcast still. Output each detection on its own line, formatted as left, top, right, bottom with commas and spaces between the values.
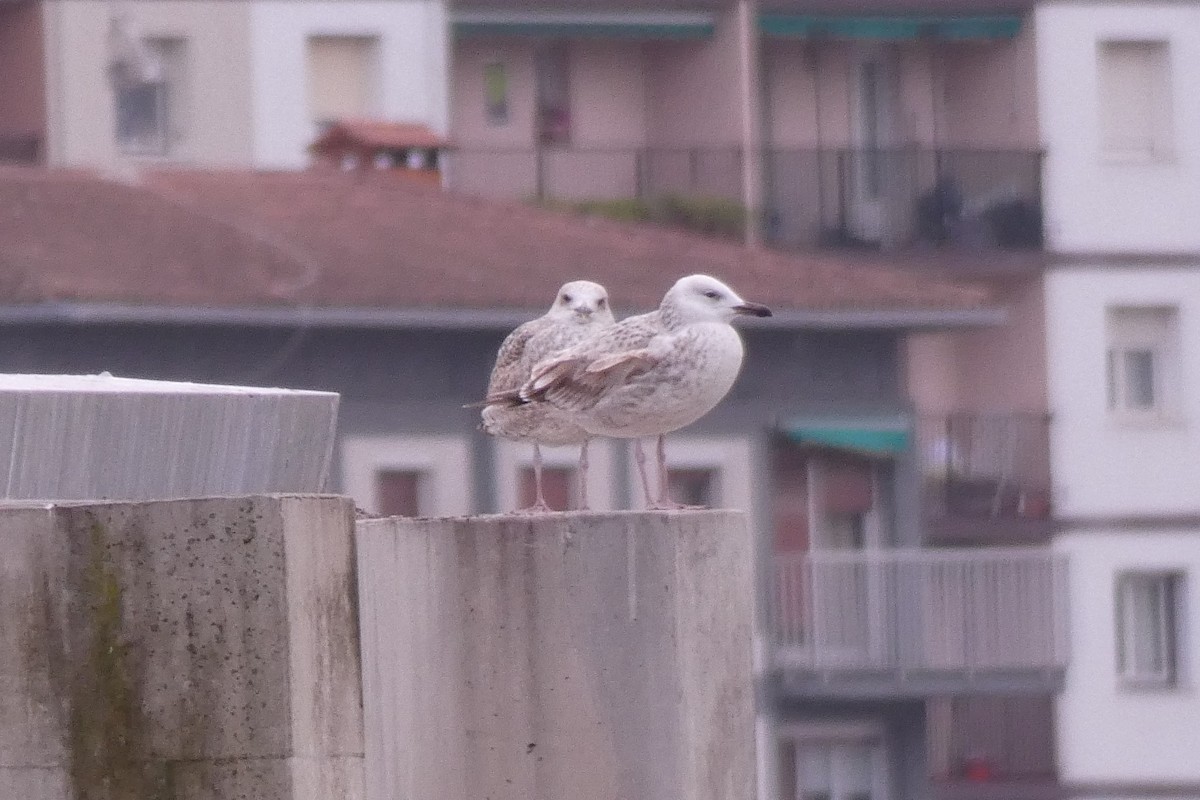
522, 311, 665, 412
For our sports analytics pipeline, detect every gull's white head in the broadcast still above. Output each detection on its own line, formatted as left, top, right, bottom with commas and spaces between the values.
546, 280, 615, 326
662, 274, 772, 326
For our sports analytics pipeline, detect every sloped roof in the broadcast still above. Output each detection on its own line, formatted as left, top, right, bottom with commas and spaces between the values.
0, 166, 993, 322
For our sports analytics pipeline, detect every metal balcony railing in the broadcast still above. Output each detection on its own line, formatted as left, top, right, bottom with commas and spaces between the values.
443, 145, 1044, 252
771, 548, 1068, 674
916, 413, 1053, 523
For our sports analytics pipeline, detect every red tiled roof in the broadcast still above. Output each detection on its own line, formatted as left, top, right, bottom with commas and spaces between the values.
310, 120, 449, 154
0, 166, 992, 315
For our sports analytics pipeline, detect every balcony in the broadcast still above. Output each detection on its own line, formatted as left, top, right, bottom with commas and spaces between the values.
917, 413, 1055, 545
443, 145, 1043, 254
771, 547, 1068, 697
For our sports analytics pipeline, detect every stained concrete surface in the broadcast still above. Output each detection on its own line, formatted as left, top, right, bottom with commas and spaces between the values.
0, 495, 363, 800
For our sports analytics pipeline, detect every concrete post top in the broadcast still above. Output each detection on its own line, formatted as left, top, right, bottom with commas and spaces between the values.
0, 493, 354, 511
0, 372, 339, 398
357, 508, 749, 528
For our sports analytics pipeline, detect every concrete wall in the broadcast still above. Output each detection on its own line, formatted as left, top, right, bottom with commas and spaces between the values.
907, 276, 1048, 415
1035, 3, 1200, 253
355, 510, 756, 800
0, 495, 363, 799
1053, 531, 1200, 788
451, 37, 539, 146
1045, 267, 1200, 518
0, 2, 47, 145
249, 0, 450, 170
42, 0, 255, 169
645, 10, 743, 146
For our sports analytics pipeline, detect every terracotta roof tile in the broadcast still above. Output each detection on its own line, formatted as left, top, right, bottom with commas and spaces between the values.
0, 166, 993, 315
310, 120, 449, 154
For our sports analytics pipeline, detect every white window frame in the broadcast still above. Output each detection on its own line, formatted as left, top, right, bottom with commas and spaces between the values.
1115, 570, 1184, 689
1096, 39, 1174, 163
1105, 305, 1181, 424
625, 435, 755, 520
113, 36, 185, 157
340, 434, 473, 517
780, 720, 891, 800
492, 439, 617, 512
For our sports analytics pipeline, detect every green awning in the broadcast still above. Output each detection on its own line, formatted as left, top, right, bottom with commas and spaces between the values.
759, 14, 1022, 41
455, 14, 715, 40
782, 421, 911, 456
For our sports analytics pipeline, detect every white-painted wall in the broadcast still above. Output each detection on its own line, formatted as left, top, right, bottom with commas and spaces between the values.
1044, 267, 1200, 518
248, 0, 449, 170
1053, 531, 1200, 785
1034, 3, 1200, 253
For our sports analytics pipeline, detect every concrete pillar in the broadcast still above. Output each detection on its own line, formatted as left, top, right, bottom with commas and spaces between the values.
356, 510, 757, 800
0, 495, 363, 800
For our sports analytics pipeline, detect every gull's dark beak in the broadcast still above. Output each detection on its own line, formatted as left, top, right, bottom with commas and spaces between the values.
573, 305, 594, 316
734, 302, 773, 318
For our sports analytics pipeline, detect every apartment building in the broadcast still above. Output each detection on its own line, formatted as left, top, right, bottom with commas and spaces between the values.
445, 3, 1068, 800
0, 0, 449, 170
1035, 3, 1200, 797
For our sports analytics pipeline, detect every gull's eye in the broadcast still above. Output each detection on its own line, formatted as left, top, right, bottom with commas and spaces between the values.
562, 294, 573, 303
598, 298, 607, 307
703, 290, 720, 300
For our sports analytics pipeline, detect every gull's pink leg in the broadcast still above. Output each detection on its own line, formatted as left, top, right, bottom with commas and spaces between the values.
517, 443, 553, 514
650, 434, 705, 511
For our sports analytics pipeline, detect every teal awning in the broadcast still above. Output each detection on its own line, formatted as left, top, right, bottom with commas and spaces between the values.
760, 14, 1022, 41
782, 420, 911, 456
455, 14, 715, 40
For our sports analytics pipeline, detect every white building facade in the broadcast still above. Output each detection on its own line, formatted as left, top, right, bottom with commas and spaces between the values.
1038, 2, 1200, 796
40, 0, 449, 171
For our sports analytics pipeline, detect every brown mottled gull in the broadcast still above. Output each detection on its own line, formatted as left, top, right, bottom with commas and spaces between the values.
476, 280, 615, 512
489, 274, 771, 509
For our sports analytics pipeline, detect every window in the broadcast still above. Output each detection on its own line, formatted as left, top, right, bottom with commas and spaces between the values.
484, 62, 509, 125
1116, 571, 1184, 687
517, 465, 575, 511
628, 436, 754, 516
307, 35, 379, 132
493, 439, 616, 512
375, 469, 423, 517
779, 727, 890, 800
341, 435, 473, 517
111, 36, 187, 155
1105, 306, 1180, 418
1097, 40, 1174, 160
667, 468, 718, 507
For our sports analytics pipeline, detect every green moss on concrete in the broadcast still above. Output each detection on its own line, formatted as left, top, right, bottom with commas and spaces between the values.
67, 517, 168, 800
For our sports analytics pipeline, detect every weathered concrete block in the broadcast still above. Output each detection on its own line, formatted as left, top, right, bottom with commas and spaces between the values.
0, 374, 339, 501
0, 495, 363, 800
356, 510, 757, 800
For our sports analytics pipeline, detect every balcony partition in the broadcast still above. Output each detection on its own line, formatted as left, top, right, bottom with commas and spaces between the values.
771, 547, 1068, 688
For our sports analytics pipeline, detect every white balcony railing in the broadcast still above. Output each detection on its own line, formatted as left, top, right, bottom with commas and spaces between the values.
772, 548, 1068, 674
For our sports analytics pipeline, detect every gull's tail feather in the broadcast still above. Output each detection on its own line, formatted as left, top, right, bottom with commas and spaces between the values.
462, 389, 528, 410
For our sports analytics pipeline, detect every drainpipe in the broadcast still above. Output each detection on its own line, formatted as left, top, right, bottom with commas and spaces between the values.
737, 0, 763, 248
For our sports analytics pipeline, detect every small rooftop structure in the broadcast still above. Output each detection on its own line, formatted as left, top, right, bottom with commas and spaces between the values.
0, 373, 339, 502
309, 119, 449, 184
